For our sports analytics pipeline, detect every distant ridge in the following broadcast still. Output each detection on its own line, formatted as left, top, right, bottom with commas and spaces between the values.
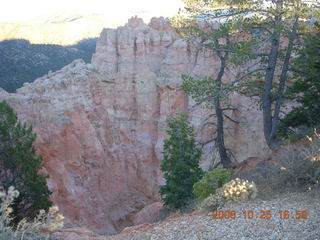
0, 38, 97, 92
0, 13, 115, 46
0, 13, 116, 92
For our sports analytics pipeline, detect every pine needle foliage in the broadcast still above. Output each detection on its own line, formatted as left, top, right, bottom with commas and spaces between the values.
279, 25, 320, 137
0, 101, 51, 222
159, 114, 204, 209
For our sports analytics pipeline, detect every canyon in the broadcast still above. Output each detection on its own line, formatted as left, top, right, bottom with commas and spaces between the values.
0, 17, 270, 235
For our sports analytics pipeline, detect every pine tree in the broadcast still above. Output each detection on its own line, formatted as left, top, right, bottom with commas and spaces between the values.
159, 114, 204, 209
176, 0, 319, 149
0, 101, 51, 221
279, 24, 320, 137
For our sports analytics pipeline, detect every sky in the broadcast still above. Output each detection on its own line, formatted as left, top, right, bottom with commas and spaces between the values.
0, 0, 184, 23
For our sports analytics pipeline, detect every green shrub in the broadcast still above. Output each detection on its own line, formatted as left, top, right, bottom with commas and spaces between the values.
0, 101, 52, 221
193, 168, 232, 200
288, 133, 299, 143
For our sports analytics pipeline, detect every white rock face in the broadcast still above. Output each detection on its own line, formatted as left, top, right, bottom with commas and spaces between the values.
0, 17, 270, 234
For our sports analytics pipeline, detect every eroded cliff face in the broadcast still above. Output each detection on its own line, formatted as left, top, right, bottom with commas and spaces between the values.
0, 17, 270, 234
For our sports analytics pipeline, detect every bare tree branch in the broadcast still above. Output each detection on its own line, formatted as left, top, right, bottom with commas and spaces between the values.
203, 113, 217, 122
199, 138, 216, 147
221, 106, 238, 111
224, 113, 240, 124
226, 67, 267, 89
201, 121, 217, 129
197, 10, 248, 19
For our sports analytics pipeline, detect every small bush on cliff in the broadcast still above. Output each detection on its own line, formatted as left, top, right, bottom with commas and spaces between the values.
159, 114, 204, 209
199, 188, 225, 211
199, 178, 258, 210
223, 178, 258, 202
193, 168, 232, 200
235, 130, 320, 199
0, 101, 52, 221
274, 130, 320, 187
0, 186, 63, 240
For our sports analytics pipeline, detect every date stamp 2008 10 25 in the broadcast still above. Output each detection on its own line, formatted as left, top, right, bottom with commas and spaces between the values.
210, 210, 309, 220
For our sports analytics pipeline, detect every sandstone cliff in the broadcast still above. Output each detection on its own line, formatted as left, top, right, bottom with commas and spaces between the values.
0, 17, 270, 234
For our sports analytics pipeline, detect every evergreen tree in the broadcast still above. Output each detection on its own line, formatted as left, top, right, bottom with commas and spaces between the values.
176, 0, 319, 149
279, 24, 320, 137
0, 101, 51, 220
159, 114, 204, 209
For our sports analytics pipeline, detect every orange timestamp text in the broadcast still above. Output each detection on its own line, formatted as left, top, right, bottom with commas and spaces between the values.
210, 210, 309, 220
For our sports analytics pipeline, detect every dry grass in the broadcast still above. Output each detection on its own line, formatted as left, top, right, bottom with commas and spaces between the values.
0, 186, 64, 240
236, 130, 320, 199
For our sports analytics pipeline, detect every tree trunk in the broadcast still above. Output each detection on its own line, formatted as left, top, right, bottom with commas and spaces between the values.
214, 96, 233, 168
214, 55, 233, 168
262, 14, 282, 149
269, 17, 299, 146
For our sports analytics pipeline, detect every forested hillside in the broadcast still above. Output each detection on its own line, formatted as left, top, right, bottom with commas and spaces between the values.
0, 38, 97, 92
0, 13, 113, 92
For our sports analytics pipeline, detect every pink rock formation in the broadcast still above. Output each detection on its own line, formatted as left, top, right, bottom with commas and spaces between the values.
133, 202, 165, 225
0, 17, 270, 234
53, 227, 101, 240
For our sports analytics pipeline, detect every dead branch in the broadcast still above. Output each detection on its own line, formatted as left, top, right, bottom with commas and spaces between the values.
224, 113, 240, 124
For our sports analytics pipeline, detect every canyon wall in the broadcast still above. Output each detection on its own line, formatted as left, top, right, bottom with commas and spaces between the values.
0, 17, 270, 234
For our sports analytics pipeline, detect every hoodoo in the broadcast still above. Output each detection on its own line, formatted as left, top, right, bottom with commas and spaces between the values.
0, 17, 269, 234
